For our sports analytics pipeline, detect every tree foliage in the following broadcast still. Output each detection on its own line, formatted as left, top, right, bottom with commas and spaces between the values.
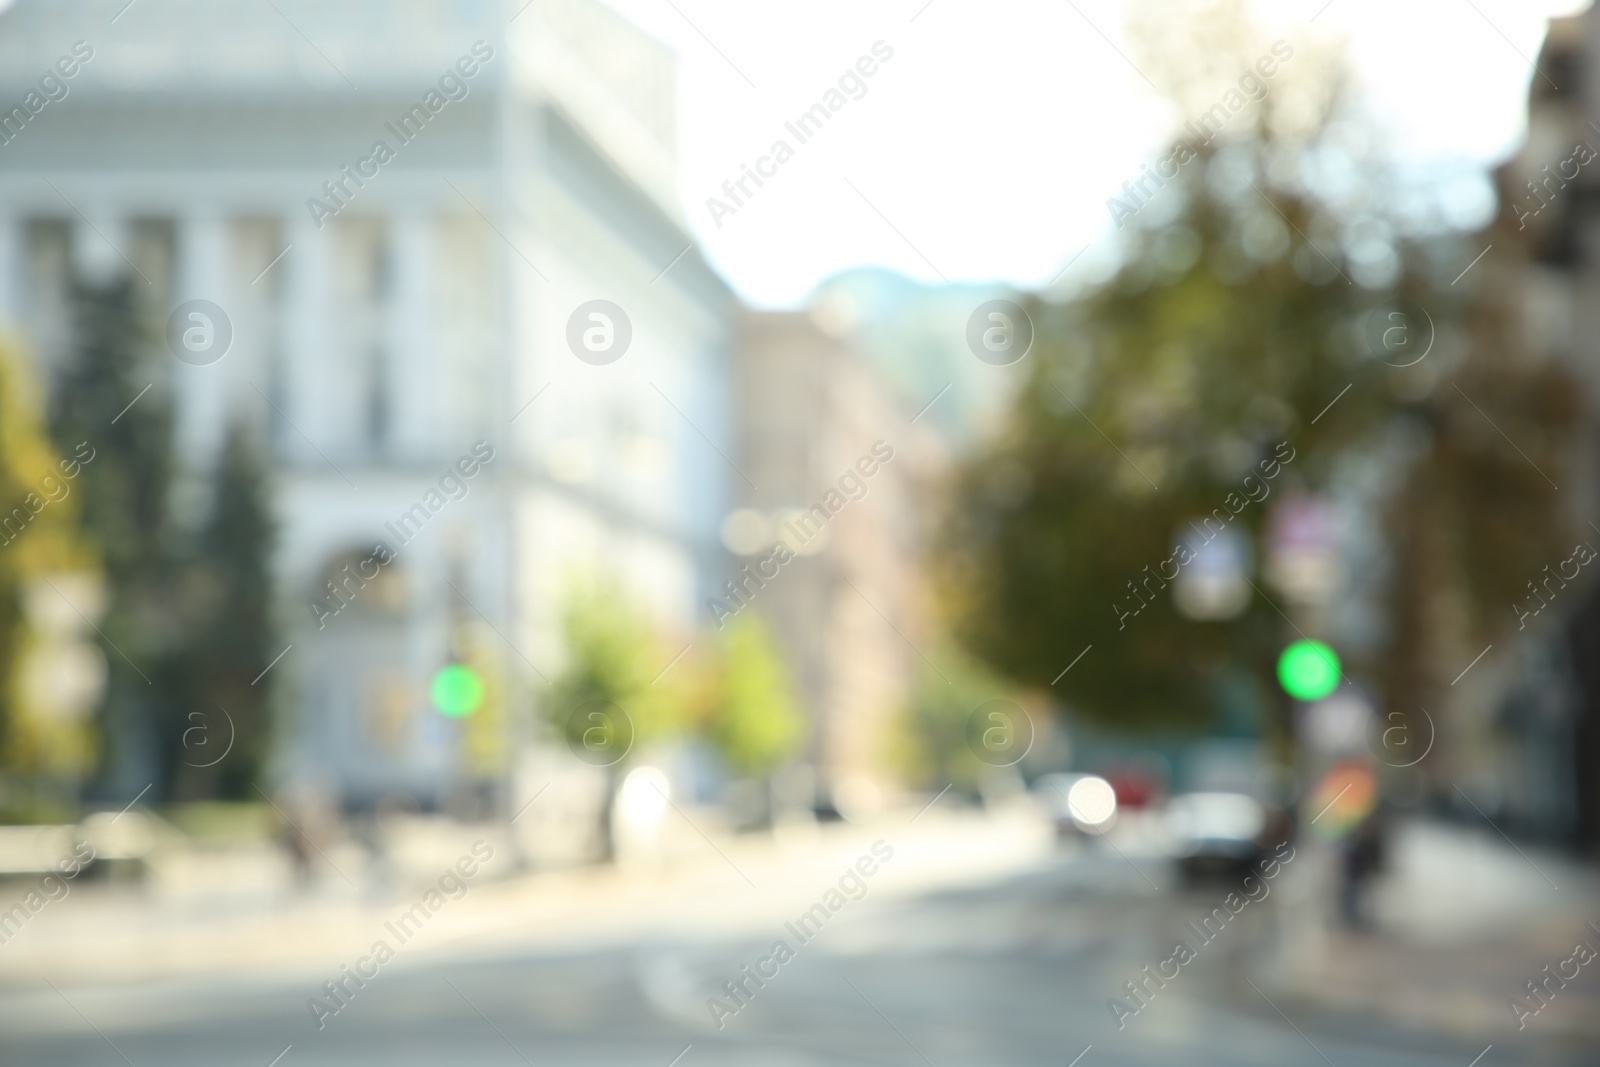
0, 331, 96, 814
938, 4, 1579, 736
890, 645, 1011, 793
546, 578, 691, 755
171, 423, 276, 799
546, 581, 805, 781
47, 276, 176, 798
705, 615, 803, 777
47, 277, 277, 801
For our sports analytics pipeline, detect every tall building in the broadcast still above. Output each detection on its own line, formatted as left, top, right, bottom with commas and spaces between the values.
0, 0, 737, 809
727, 309, 942, 815
1493, 8, 1600, 852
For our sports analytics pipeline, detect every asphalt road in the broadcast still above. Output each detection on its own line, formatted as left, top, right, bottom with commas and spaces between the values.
1, 840, 1553, 1067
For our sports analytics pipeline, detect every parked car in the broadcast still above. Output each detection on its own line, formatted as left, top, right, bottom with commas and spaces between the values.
1165, 791, 1270, 880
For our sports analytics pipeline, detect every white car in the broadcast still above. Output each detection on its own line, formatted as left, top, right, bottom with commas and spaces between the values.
1165, 791, 1269, 878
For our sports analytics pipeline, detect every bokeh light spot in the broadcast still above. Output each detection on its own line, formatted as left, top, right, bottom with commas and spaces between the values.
1278, 640, 1341, 701
431, 664, 484, 718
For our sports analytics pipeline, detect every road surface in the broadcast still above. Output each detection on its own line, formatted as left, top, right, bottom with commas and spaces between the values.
3, 825, 1568, 1067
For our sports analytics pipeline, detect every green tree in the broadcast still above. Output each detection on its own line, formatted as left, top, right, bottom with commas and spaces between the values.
890, 645, 1010, 795
47, 276, 178, 799
938, 4, 1578, 739
705, 615, 803, 778
172, 422, 276, 800
546, 577, 691, 858
45, 278, 280, 804
0, 332, 97, 818
547, 578, 685, 746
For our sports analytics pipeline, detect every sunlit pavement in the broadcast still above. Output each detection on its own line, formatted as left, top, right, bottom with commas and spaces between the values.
0, 811, 1594, 1067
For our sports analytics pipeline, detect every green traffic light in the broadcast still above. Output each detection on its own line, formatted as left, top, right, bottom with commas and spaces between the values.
1277, 639, 1340, 701
431, 663, 484, 718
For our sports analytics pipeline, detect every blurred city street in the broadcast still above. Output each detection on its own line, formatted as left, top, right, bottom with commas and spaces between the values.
1, 805, 1594, 1066
2, 0, 1600, 1063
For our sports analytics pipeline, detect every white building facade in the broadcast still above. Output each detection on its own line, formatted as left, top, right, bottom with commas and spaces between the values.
0, 0, 736, 810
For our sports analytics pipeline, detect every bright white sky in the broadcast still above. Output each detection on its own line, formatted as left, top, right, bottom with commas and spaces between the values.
599, 0, 1590, 309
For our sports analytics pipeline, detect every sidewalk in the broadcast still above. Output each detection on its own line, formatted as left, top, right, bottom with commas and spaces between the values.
1265, 819, 1600, 1052
0, 805, 1052, 988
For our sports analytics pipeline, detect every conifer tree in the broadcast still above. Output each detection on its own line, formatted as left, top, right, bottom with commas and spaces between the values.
173, 421, 276, 799
47, 275, 177, 798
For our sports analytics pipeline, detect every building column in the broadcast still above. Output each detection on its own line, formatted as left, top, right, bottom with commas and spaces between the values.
171, 214, 231, 511
280, 211, 333, 466
70, 209, 132, 288
387, 212, 439, 460
0, 215, 20, 330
